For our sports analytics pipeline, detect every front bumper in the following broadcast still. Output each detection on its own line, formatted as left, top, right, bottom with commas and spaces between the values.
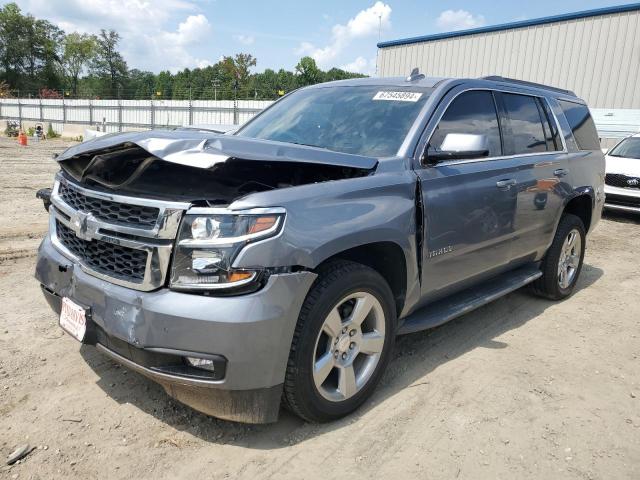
36, 235, 316, 423
604, 185, 640, 213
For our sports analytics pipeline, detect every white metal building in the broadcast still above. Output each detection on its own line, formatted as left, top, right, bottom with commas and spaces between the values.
377, 3, 640, 143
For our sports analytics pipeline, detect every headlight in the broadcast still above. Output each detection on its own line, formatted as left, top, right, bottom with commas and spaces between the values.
169, 208, 285, 292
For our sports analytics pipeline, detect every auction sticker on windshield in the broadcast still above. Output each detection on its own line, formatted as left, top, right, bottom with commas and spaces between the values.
60, 297, 87, 342
373, 91, 423, 102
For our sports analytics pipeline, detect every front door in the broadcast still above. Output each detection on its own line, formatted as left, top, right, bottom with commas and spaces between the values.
414, 89, 519, 303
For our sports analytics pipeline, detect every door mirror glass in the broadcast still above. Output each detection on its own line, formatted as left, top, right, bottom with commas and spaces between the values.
426, 133, 490, 163
441, 133, 488, 152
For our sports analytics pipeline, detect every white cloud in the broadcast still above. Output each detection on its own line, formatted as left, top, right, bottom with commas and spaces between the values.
233, 34, 255, 45
172, 14, 211, 45
14, 0, 214, 72
196, 59, 213, 69
297, 1, 391, 68
436, 9, 485, 31
295, 41, 315, 55
341, 56, 376, 75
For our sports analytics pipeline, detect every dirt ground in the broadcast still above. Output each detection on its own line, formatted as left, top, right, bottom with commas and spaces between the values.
0, 136, 638, 480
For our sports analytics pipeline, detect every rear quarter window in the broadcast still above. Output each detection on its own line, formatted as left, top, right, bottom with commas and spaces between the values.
558, 100, 600, 151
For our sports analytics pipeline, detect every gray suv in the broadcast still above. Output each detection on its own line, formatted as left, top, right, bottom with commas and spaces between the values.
35, 73, 605, 423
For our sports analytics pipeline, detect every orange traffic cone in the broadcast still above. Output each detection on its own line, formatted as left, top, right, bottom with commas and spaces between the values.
18, 130, 28, 146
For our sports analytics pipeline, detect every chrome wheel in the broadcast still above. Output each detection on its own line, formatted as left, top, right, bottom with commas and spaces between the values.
557, 228, 582, 289
312, 292, 386, 402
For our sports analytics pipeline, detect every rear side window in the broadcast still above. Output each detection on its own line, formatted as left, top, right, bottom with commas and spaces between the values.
558, 100, 600, 150
429, 90, 502, 157
539, 99, 562, 151
502, 93, 556, 154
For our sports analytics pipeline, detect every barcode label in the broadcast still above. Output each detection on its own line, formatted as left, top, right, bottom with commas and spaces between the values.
373, 91, 423, 102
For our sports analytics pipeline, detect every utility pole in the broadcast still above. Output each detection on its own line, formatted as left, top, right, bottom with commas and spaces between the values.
233, 77, 239, 125
212, 78, 220, 101
375, 13, 382, 76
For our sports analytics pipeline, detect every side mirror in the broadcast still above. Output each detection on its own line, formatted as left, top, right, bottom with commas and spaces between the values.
425, 133, 490, 163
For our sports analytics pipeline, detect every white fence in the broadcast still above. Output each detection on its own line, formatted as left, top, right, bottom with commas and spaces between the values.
0, 98, 275, 134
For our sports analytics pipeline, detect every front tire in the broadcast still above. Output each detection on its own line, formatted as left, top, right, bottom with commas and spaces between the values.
531, 213, 586, 300
283, 260, 396, 422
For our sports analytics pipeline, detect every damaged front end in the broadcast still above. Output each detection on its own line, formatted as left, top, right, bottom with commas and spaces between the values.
37, 129, 381, 422
55, 130, 377, 205
45, 130, 377, 294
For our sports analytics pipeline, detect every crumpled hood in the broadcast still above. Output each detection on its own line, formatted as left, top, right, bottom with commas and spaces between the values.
56, 129, 378, 170
606, 154, 640, 176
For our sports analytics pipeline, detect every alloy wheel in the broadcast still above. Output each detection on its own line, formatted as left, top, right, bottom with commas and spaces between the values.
312, 292, 386, 402
557, 228, 582, 289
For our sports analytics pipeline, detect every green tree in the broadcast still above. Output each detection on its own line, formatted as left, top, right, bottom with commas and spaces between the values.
125, 69, 155, 99
171, 68, 192, 99
221, 53, 257, 93
63, 32, 96, 96
324, 67, 366, 82
0, 3, 64, 93
2, 3, 368, 101
91, 29, 127, 98
295, 56, 322, 86
0, 3, 31, 88
154, 70, 173, 99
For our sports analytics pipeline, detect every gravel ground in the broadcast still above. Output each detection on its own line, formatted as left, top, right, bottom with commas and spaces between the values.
0, 136, 639, 479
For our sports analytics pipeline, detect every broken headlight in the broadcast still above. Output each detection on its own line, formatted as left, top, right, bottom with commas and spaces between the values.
169, 208, 285, 292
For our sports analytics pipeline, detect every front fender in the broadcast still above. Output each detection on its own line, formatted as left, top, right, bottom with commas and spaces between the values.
231, 171, 421, 315
231, 171, 417, 269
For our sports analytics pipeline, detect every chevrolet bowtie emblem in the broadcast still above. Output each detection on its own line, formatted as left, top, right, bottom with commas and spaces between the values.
71, 211, 90, 240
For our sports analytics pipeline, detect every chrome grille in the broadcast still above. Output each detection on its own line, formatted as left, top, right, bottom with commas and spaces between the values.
49, 175, 190, 291
56, 220, 147, 282
605, 173, 640, 190
58, 182, 159, 229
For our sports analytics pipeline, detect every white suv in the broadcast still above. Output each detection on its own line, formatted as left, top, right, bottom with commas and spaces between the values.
604, 133, 640, 213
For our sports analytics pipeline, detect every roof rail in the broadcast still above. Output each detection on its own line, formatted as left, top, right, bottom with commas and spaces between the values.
480, 75, 576, 97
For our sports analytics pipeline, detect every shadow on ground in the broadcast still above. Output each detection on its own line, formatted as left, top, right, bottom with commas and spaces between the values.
80, 263, 604, 450
602, 209, 640, 225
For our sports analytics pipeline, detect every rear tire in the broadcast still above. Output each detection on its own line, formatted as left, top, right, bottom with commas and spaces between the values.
531, 213, 586, 300
283, 260, 396, 423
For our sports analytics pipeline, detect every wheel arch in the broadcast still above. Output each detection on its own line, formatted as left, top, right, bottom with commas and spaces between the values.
314, 241, 409, 318
563, 189, 594, 233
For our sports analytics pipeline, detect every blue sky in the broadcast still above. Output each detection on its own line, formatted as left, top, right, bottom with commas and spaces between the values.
12, 0, 630, 74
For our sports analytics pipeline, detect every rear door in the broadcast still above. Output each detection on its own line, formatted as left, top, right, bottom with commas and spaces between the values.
414, 89, 522, 303
496, 92, 569, 263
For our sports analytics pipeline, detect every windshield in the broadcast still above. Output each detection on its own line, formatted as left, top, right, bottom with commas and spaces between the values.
609, 137, 640, 159
236, 85, 432, 157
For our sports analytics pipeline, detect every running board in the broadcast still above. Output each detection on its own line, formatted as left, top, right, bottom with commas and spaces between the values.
397, 265, 542, 335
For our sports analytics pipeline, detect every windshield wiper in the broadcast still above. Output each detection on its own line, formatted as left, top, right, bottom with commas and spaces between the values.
288, 141, 326, 149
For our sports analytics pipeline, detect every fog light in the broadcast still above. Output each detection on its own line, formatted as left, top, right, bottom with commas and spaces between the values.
185, 357, 216, 372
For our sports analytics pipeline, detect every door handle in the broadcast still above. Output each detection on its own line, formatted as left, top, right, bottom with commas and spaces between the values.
554, 168, 569, 177
496, 179, 516, 188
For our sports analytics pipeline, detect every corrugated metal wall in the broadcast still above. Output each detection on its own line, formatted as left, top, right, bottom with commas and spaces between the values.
378, 9, 640, 109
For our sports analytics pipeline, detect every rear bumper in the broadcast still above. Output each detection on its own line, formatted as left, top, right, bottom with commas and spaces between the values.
36, 235, 316, 423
